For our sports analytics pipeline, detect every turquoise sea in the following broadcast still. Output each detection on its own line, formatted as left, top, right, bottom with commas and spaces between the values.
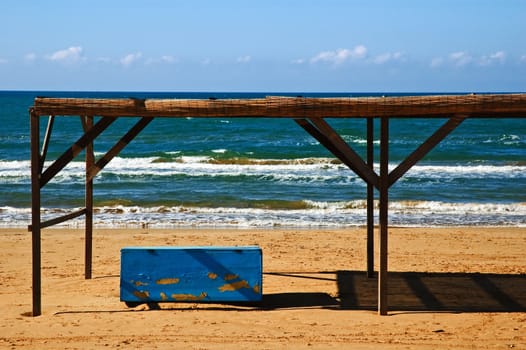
0, 91, 524, 227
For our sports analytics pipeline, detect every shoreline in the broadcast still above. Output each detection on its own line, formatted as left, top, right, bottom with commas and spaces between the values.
2, 226, 525, 348
2, 200, 525, 229
2, 221, 525, 230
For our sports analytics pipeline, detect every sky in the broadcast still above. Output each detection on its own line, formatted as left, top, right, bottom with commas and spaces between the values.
1, 0, 525, 92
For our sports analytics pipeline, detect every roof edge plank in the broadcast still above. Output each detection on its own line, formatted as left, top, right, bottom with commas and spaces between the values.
32, 94, 526, 118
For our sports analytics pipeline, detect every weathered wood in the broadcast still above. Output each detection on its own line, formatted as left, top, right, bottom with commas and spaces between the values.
33, 94, 526, 119
378, 118, 389, 315
366, 118, 374, 278
28, 208, 88, 230
40, 116, 116, 188
295, 119, 378, 187
30, 109, 42, 317
39, 116, 54, 173
87, 117, 153, 181
120, 246, 262, 303
388, 115, 466, 187
84, 116, 94, 280
308, 118, 379, 188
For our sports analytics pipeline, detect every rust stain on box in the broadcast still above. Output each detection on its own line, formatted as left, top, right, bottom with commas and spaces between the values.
156, 278, 180, 285
133, 290, 150, 299
224, 274, 238, 281
219, 280, 250, 292
171, 292, 207, 301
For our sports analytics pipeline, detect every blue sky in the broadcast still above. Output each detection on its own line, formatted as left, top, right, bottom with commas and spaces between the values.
1, 0, 525, 92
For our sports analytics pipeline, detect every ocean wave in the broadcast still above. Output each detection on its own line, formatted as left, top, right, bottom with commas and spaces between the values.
149, 155, 342, 166
0, 160, 30, 177
2, 158, 524, 183
483, 134, 523, 146
2, 201, 524, 228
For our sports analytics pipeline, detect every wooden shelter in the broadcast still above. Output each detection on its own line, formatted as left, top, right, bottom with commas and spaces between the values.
29, 93, 526, 316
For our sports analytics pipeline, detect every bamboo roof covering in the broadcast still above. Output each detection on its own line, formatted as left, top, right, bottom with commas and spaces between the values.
33, 93, 526, 118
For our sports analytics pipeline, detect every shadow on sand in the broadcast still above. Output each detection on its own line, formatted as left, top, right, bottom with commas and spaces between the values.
53, 270, 526, 315
260, 270, 526, 312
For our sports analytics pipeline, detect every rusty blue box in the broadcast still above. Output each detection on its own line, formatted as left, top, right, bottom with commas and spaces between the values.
120, 246, 262, 304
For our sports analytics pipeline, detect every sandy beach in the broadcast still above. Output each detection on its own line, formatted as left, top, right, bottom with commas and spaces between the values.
1, 226, 525, 349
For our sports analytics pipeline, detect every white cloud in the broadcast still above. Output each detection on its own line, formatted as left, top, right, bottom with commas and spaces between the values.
120, 52, 142, 67
479, 51, 506, 66
491, 51, 505, 61
24, 53, 37, 62
291, 58, 305, 65
0, 57, 7, 64
201, 58, 212, 65
449, 51, 472, 67
311, 45, 367, 65
521, 55, 526, 63
161, 55, 176, 63
430, 57, 444, 68
236, 55, 251, 63
47, 46, 84, 63
431, 51, 510, 68
145, 55, 178, 65
373, 52, 403, 64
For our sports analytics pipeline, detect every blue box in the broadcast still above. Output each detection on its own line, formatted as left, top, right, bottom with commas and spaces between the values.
120, 246, 262, 304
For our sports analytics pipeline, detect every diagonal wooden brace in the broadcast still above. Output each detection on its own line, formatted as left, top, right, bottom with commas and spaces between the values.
297, 118, 379, 188
40, 116, 116, 188
388, 115, 466, 187
39, 116, 55, 173
87, 117, 154, 181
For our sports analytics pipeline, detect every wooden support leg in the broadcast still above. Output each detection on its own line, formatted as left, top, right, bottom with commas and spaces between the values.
84, 116, 94, 279
30, 110, 42, 316
378, 117, 389, 315
367, 118, 374, 278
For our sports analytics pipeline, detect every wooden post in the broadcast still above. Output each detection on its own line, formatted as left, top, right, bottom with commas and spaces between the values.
378, 117, 389, 315
85, 116, 94, 279
30, 109, 42, 316
366, 118, 374, 278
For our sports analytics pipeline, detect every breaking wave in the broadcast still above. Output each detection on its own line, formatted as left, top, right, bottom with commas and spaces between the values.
1, 200, 524, 228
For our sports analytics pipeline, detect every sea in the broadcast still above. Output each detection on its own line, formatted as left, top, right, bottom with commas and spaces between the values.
0, 91, 524, 228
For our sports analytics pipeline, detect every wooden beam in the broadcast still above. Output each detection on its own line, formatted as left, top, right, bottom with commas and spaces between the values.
295, 119, 366, 178
366, 118, 375, 278
32, 94, 526, 119
308, 118, 379, 188
87, 117, 154, 181
39, 115, 55, 173
84, 116, 94, 280
388, 115, 466, 187
295, 119, 378, 187
30, 109, 42, 317
378, 117, 389, 315
28, 208, 87, 230
40, 116, 116, 188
